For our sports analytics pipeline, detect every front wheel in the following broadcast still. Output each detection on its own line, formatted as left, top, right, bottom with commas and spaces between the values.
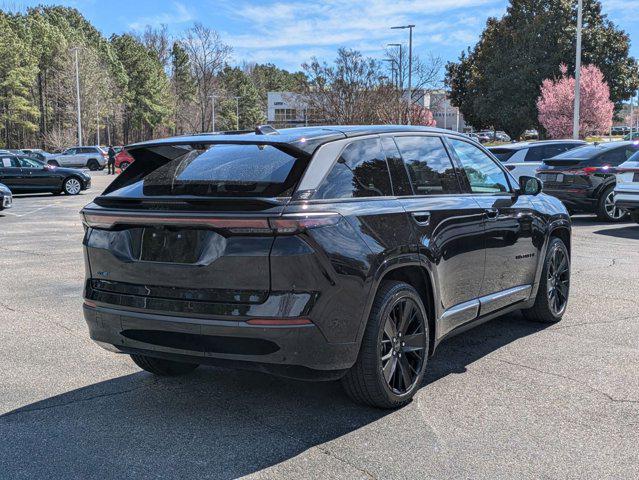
341, 281, 429, 409
597, 186, 627, 222
522, 237, 570, 323
87, 159, 99, 171
130, 354, 199, 376
63, 177, 82, 195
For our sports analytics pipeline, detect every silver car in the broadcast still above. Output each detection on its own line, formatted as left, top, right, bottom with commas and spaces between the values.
0, 182, 12, 210
49, 146, 107, 171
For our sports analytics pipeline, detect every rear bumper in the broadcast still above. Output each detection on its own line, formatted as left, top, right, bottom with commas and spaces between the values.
542, 187, 596, 212
1, 194, 11, 209
614, 190, 639, 211
83, 304, 359, 378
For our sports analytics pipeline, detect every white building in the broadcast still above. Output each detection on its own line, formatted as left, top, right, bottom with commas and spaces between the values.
266, 90, 467, 131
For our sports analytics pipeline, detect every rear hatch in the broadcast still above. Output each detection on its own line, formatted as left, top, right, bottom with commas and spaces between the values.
82, 141, 311, 315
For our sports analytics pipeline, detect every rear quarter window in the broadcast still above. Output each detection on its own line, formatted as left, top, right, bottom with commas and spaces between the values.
314, 138, 392, 199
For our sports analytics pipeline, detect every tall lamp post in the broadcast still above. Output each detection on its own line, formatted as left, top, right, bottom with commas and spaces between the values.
234, 96, 241, 130
71, 47, 82, 146
572, 0, 583, 139
391, 25, 415, 125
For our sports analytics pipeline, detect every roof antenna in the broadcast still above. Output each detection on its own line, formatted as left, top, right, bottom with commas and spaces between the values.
255, 125, 279, 135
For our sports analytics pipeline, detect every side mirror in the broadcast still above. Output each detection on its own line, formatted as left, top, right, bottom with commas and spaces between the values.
519, 175, 542, 196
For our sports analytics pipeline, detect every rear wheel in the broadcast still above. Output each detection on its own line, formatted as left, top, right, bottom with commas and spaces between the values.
522, 237, 570, 323
130, 354, 199, 376
597, 186, 626, 222
631, 210, 639, 224
341, 281, 429, 409
87, 159, 99, 171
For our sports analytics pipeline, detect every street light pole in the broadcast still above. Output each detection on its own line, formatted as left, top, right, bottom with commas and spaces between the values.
234, 96, 240, 130
388, 43, 403, 124
71, 47, 82, 146
572, 0, 583, 139
391, 25, 415, 125
96, 102, 100, 145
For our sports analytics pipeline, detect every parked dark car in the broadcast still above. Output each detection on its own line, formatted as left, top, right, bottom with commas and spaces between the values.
489, 140, 586, 180
0, 154, 91, 195
537, 141, 639, 221
0, 182, 12, 210
81, 126, 571, 409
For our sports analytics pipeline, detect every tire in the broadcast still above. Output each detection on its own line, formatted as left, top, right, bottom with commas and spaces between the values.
130, 354, 199, 376
87, 159, 99, 171
522, 237, 570, 323
120, 161, 130, 171
596, 186, 627, 222
48, 160, 59, 167
341, 281, 429, 409
630, 210, 639, 224
62, 176, 82, 195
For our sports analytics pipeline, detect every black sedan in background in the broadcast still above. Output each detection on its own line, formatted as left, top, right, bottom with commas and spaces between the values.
0, 182, 12, 210
0, 155, 91, 195
537, 141, 639, 221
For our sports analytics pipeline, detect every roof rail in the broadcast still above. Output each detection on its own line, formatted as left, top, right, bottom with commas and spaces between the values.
255, 125, 279, 135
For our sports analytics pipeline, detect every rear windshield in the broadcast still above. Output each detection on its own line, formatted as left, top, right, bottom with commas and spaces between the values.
489, 148, 517, 162
551, 145, 603, 159
134, 144, 302, 197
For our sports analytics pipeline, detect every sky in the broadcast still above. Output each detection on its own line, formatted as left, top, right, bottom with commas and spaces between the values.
5, 0, 639, 76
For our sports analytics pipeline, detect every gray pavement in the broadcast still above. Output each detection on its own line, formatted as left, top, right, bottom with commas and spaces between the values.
1, 172, 638, 479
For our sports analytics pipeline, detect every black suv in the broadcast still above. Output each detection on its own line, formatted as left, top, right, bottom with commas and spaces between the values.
81, 126, 571, 408
537, 141, 639, 221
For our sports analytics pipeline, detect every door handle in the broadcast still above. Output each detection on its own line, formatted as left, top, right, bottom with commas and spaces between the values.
485, 208, 499, 220
411, 211, 431, 226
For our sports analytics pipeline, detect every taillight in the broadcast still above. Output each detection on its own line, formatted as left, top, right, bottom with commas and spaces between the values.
576, 165, 614, 175
81, 212, 341, 234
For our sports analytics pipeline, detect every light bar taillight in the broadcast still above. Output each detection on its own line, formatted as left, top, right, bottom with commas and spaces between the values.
82, 212, 340, 234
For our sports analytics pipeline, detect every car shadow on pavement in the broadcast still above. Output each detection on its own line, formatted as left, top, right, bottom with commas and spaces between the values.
0, 312, 547, 479
593, 225, 639, 240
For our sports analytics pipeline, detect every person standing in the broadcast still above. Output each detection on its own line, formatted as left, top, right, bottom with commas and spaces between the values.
107, 145, 116, 175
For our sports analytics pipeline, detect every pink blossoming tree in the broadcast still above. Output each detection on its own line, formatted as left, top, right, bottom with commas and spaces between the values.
537, 64, 614, 139
409, 104, 436, 127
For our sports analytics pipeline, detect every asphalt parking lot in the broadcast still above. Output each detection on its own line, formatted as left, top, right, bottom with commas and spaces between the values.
1, 172, 638, 480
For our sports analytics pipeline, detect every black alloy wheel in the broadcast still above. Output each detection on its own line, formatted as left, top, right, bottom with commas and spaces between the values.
342, 281, 429, 409
546, 242, 570, 317
380, 296, 427, 395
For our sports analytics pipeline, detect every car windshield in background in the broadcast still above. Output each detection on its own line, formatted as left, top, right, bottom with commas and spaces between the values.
139, 144, 301, 197
488, 148, 517, 162
551, 145, 603, 159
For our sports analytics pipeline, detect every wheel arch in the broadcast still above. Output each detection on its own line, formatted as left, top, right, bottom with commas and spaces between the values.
357, 258, 438, 357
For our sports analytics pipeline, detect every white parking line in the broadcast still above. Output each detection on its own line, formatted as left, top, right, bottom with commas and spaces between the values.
3, 204, 56, 217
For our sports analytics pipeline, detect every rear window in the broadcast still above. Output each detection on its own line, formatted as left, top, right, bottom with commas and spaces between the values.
551, 145, 603, 159
135, 144, 302, 197
489, 148, 518, 162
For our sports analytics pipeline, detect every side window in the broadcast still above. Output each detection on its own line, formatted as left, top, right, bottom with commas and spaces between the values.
448, 138, 511, 194
394, 136, 460, 195
65, 148, 76, 155
314, 138, 393, 199
1, 157, 19, 168
381, 136, 413, 196
524, 146, 545, 162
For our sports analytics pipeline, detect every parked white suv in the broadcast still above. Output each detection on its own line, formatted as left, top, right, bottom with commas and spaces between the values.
614, 154, 639, 223
488, 140, 586, 180
49, 146, 107, 171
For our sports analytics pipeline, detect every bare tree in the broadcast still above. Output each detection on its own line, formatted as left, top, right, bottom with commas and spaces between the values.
301, 48, 385, 124
181, 23, 232, 132
137, 24, 171, 70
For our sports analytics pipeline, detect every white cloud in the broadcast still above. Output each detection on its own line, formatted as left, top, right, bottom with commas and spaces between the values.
128, 1, 194, 31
